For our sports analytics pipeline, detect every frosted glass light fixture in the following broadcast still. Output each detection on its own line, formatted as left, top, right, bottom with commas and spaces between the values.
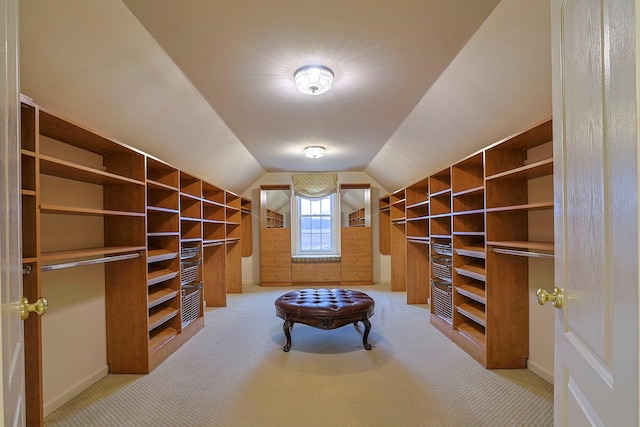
294, 65, 334, 95
304, 146, 326, 159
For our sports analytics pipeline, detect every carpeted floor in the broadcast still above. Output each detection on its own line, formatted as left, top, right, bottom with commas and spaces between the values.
44, 282, 553, 427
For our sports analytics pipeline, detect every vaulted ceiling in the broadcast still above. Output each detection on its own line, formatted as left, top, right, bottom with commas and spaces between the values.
19, 0, 551, 194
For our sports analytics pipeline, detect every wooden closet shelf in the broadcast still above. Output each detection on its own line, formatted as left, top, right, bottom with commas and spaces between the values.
180, 192, 202, 201
146, 179, 179, 192
148, 288, 179, 309
406, 200, 429, 209
487, 241, 554, 252
147, 268, 179, 286
147, 248, 179, 264
431, 234, 452, 239
40, 155, 144, 186
180, 237, 202, 243
455, 246, 486, 258
456, 323, 486, 348
455, 264, 486, 282
430, 188, 452, 198
147, 206, 180, 214
452, 186, 484, 197
21, 148, 37, 157
485, 201, 553, 212
456, 284, 486, 304
148, 307, 179, 331
41, 204, 145, 217
147, 231, 180, 237
149, 325, 178, 352
40, 246, 146, 262
456, 303, 486, 326
430, 213, 451, 219
452, 231, 485, 237
202, 199, 225, 208
203, 239, 225, 247
21, 189, 36, 196
485, 158, 553, 182
407, 237, 430, 244
452, 209, 484, 216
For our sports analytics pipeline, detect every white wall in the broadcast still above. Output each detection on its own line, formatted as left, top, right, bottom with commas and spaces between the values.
241, 171, 390, 286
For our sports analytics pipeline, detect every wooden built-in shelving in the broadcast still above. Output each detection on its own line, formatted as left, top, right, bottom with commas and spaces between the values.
20, 97, 252, 424
390, 118, 553, 370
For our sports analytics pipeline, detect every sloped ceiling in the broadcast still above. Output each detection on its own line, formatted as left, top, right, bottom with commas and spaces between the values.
19, 0, 264, 193
366, 0, 552, 191
19, 0, 551, 194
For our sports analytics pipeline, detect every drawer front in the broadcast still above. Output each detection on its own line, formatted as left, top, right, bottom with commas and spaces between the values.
316, 262, 341, 281
291, 263, 316, 282
291, 262, 342, 282
260, 254, 291, 269
341, 264, 372, 281
261, 229, 291, 242
261, 267, 291, 283
341, 253, 371, 266
341, 227, 371, 242
261, 240, 291, 251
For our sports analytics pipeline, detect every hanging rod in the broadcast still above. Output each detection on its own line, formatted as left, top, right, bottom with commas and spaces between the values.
41, 252, 141, 272
491, 247, 554, 259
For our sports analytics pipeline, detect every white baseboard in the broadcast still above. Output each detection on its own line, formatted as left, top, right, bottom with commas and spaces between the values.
44, 365, 109, 417
527, 359, 554, 384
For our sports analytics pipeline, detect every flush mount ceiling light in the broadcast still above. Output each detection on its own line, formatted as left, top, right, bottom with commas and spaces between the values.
304, 146, 326, 159
294, 65, 334, 95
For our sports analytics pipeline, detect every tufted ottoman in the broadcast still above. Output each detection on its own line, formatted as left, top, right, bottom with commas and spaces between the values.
275, 288, 374, 352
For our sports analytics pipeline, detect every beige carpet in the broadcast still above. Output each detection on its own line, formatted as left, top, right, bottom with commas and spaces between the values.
45, 282, 553, 427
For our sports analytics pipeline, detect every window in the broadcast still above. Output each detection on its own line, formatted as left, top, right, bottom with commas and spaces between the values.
292, 193, 340, 256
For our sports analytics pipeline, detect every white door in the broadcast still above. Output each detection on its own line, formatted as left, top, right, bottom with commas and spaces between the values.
551, 0, 639, 425
0, 0, 26, 425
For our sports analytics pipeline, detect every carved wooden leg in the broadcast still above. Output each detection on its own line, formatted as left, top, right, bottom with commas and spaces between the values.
283, 319, 293, 352
362, 318, 372, 350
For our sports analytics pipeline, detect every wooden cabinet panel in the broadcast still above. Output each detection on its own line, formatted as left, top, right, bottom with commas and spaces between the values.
261, 267, 292, 283
261, 252, 292, 268
292, 262, 341, 283
341, 227, 372, 284
341, 262, 372, 281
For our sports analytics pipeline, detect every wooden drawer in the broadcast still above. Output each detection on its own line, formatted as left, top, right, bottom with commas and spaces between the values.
261, 228, 290, 242
342, 240, 370, 252
341, 252, 371, 265
261, 267, 291, 283
342, 227, 371, 242
261, 253, 291, 268
292, 262, 341, 282
261, 240, 291, 252
341, 263, 372, 281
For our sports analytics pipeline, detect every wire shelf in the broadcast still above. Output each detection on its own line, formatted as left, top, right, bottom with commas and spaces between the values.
431, 280, 453, 324
181, 283, 201, 328
431, 256, 452, 282
180, 259, 201, 285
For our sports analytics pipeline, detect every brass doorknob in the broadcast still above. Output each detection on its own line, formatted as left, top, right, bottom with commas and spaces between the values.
19, 297, 48, 320
536, 287, 564, 308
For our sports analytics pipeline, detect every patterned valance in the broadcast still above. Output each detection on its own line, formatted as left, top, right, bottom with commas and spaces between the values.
292, 173, 338, 199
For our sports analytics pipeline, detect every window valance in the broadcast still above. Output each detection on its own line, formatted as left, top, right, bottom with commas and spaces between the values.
292, 173, 338, 199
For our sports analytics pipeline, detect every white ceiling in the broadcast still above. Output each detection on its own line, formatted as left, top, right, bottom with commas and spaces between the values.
121, 0, 501, 173
19, 0, 552, 194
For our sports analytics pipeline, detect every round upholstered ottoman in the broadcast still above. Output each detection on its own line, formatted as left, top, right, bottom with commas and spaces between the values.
275, 288, 375, 352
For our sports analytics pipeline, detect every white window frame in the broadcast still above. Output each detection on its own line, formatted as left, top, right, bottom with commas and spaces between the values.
291, 192, 341, 257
